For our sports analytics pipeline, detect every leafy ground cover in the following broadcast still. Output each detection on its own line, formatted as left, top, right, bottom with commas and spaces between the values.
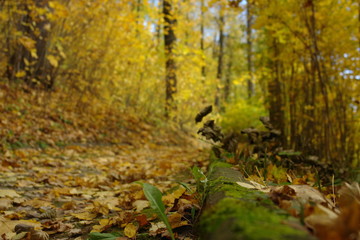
0, 89, 209, 239
0, 142, 208, 239
1, 92, 359, 240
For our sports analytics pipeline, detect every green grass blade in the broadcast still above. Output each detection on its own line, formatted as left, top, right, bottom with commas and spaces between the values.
142, 183, 175, 240
87, 232, 122, 240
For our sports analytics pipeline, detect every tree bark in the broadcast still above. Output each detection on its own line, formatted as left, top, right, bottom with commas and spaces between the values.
7, 0, 54, 89
214, 10, 224, 108
163, 0, 177, 117
224, 36, 232, 102
200, 0, 206, 79
268, 38, 285, 145
246, 0, 254, 99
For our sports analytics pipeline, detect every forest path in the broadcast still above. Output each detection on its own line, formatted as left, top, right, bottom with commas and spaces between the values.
0, 143, 208, 239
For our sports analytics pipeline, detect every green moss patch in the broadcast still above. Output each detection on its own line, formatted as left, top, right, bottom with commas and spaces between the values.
198, 166, 312, 240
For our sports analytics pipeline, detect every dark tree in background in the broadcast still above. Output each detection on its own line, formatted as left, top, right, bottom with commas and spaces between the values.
6, 0, 55, 89
214, 7, 225, 108
163, 0, 177, 117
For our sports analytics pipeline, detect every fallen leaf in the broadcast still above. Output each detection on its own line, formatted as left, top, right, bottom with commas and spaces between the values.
0, 217, 41, 236
236, 181, 270, 192
0, 198, 13, 210
30, 230, 50, 240
22, 199, 54, 208
304, 204, 339, 240
71, 212, 97, 220
168, 212, 189, 229
132, 200, 149, 212
305, 204, 338, 229
11, 232, 28, 240
162, 186, 186, 206
0, 189, 20, 198
270, 185, 328, 205
91, 219, 113, 233
91, 201, 110, 215
149, 221, 166, 234
135, 214, 149, 227
124, 223, 138, 238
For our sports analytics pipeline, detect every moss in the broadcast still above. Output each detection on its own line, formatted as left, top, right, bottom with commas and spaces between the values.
210, 161, 232, 169
200, 198, 307, 240
198, 166, 311, 240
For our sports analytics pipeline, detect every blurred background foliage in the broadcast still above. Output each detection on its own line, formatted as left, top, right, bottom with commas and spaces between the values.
0, 0, 359, 177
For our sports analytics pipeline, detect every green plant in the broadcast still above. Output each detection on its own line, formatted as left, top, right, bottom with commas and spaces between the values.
141, 183, 175, 240
37, 141, 49, 150
87, 232, 122, 240
191, 166, 208, 195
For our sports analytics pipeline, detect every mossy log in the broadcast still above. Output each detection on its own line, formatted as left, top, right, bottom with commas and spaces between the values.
197, 163, 314, 240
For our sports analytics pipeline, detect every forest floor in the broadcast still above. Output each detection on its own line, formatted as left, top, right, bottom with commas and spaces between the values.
0, 90, 209, 240
0, 142, 208, 240
1, 89, 359, 240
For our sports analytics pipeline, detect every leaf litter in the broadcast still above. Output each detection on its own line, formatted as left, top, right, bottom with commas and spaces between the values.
0, 143, 208, 239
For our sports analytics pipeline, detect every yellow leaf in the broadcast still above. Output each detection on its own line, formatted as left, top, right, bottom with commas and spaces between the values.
91, 218, 113, 233
24, 58, 30, 66
15, 71, 26, 78
0, 189, 20, 198
0, 199, 12, 211
18, 36, 36, 51
71, 212, 97, 220
22, 199, 54, 208
91, 201, 110, 215
47, 55, 58, 68
0, 217, 41, 236
162, 185, 186, 206
124, 223, 138, 238
30, 49, 38, 59
168, 212, 189, 229
132, 200, 149, 212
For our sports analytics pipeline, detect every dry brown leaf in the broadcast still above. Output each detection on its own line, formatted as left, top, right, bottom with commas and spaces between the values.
0, 198, 13, 210
334, 182, 360, 239
135, 214, 149, 227
168, 212, 189, 229
149, 221, 166, 235
0, 217, 41, 236
288, 185, 328, 204
91, 201, 110, 215
91, 219, 113, 233
304, 204, 338, 229
62, 201, 76, 210
270, 185, 328, 205
237, 181, 270, 193
22, 199, 54, 208
132, 200, 149, 212
0, 189, 20, 198
30, 230, 49, 240
41, 220, 72, 234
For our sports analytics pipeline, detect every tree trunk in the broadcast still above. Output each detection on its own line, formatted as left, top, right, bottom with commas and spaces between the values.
224, 36, 232, 102
215, 11, 224, 108
163, 0, 177, 117
268, 38, 285, 145
308, 0, 331, 161
7, 0, 54, 89
246, 0, 254, 99
200, 0, 206, 79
